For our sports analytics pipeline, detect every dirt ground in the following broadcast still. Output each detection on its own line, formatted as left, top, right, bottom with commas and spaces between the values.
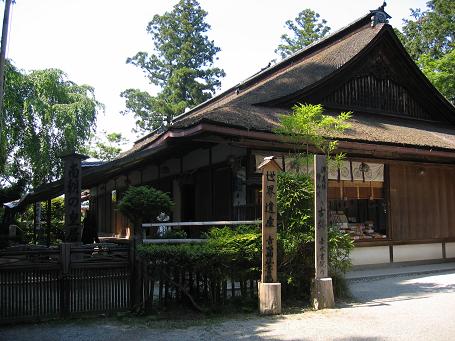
1, 270, 455, 340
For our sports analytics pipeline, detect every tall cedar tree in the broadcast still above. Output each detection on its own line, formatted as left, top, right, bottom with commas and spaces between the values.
1, 61, 101, 190
275, 9, 331, 59
121, 0, 225, 134
397, 0, 455, 103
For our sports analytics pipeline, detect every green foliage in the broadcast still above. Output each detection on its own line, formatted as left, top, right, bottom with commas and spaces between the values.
161, 227, 187, 239
140, 225, 261, 273
117, 186, 173, 226
121, 0, 225, 133
328, 225, 354, 275
275, 9, 330, 59
398, 0, 454, 103
138, 225, 261, 309
419, 49, 455, 103
0, 61, 102, 188
399, 0, 454, 61
277, 103, 351, 158
204, 225, 261, 265
276, 171, 313, 269
276, 172, 352, 297
41, 196, 65, 244
276, 172, 313, 295
85, 131, 127, 161
13, 196, 65, 245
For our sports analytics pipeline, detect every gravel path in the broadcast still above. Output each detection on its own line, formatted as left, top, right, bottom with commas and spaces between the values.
1, 270, 455, 340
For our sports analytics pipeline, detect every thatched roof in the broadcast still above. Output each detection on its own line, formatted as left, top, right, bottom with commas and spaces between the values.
123, 12, 455, 156
174, 105, 455, 151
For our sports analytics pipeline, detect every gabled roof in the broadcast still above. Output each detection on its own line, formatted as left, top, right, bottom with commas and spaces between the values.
124, 11, 455, 156
126, 13, 381, 154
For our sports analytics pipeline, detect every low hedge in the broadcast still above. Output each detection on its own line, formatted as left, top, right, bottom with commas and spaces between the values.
138, 225, 261, 278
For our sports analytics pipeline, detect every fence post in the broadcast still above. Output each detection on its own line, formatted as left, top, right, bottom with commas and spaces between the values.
129, 233, 144, 311
60, 243, 71, 316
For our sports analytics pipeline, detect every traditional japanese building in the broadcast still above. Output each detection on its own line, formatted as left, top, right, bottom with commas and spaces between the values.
20, 7, 455, 266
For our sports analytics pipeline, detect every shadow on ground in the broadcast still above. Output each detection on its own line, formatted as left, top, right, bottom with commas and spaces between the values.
345, 270, 455, 307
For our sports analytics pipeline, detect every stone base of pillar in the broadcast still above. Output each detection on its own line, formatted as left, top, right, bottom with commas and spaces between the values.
311, 277, 335, 310
258, 282, 281, 315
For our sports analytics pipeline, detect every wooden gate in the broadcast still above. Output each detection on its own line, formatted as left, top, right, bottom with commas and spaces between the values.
0, 243, 131, 324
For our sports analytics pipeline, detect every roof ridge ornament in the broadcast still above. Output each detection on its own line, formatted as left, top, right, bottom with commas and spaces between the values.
370, 2, 391, 27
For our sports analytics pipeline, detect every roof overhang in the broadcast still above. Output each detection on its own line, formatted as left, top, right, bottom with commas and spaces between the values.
17, 121, 455, 207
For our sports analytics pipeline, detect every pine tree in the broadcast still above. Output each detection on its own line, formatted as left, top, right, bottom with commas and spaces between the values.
275, 9, 330, 60
121, 0, 225, 134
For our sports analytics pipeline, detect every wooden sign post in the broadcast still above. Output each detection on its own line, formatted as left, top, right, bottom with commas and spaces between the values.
62, 152, 88, 243
311, 154, 335, 309
257, 156, 282, 315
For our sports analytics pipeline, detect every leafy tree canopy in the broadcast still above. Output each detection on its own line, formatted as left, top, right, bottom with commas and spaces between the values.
85, 131, 127, 161
419, 49, 455, 103
398, 0, 454, 60
118, 186, 173, 227
275, 9, 330, 59
398, 0, 455, 103
121, 0, 225, 134
277, 103, 351, 159
1, 61, 102, 190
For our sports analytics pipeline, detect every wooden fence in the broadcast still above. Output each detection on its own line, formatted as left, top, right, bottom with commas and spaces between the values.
0, 243, 131, 324
1, 240, 260, 322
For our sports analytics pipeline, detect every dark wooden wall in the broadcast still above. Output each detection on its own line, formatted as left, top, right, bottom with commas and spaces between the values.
389, 163, 455, 241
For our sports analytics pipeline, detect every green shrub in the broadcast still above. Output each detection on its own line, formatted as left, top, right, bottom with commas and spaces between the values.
118, 186, 173, 227
138, 225, 261, 310
161, 227, 187, 239
139, 225, 261, 275
276, 171, 353, 299
328, 225, 354, 276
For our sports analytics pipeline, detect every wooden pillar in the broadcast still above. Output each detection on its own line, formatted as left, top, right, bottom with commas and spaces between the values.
209, 147, 214, 220
35, 202, 44, 244
46, 198, 52, 247
257, 156, 282, 315
62, 152, 87, 243
32, 202, 37, 244
311, 154, 335, 309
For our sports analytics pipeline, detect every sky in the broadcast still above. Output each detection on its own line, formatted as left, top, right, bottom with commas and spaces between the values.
1, 0, 427, 148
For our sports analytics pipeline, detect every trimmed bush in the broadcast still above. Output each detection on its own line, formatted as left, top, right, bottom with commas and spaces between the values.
117, 185, 173, 227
